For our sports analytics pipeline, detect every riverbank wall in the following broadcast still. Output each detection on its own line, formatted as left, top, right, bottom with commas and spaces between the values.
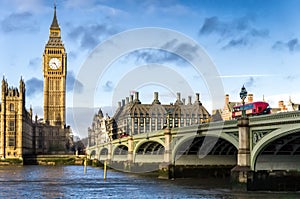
23, 155, 86, 165
0, 155, 86, 166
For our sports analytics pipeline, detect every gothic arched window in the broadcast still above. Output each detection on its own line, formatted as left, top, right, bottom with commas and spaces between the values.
9, 103, 14, 112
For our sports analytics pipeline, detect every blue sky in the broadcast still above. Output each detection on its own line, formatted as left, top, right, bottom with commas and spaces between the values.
1, 0, 300, 136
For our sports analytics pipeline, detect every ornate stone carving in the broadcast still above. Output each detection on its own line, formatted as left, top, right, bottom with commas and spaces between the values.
252, 129, 275, 145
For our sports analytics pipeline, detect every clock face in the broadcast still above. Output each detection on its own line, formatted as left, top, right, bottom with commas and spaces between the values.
49, 58, 61, 70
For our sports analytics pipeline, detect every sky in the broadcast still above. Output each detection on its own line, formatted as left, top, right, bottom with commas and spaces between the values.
1, 0, 300, 137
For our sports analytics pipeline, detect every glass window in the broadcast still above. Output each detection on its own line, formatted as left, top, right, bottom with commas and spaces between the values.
157, 118, 161, 130
244, 104, 254, 110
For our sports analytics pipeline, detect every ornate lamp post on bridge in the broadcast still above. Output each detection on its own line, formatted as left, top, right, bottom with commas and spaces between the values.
231, 85, 251, 191
240, 85, 248, 118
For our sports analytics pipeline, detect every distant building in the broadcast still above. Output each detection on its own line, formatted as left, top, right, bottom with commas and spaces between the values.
34, 119, 72, 155
272, 97, 300, 113
87, 109, 110, 147
287, 97, 300, 111
105, 92, 210, 140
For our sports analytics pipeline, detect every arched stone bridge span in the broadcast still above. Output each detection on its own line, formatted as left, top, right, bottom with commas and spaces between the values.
87, 111, 300, 172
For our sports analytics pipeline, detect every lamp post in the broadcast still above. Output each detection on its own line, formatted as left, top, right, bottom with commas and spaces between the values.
232, 85, 251, 190
239, 85, 248, 118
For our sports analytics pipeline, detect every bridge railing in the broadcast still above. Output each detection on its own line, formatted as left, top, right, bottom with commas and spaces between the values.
250, 111, 300, 125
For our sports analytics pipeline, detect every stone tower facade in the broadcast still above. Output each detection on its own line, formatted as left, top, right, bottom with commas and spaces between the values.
43, 6, 67, 127
0, 78, 33, 159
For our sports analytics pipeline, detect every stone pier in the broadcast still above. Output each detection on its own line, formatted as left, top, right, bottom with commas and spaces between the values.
231, 117, 252, 190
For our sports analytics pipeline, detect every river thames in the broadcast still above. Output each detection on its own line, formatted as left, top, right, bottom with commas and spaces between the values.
0, 165, 299, 199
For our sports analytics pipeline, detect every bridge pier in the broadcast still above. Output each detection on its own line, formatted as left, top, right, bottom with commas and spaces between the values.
127, 136, 134, 162
159, 126, 174, 179
107, 143, 112, 163
231, 117, 251, 190
125, 136, 134, 172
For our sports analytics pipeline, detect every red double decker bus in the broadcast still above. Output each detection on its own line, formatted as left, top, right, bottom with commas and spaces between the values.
232, 101, 271, 118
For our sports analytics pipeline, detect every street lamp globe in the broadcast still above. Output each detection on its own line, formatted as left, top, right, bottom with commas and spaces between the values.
240, 85, 247, 101
240, 85, 248, 117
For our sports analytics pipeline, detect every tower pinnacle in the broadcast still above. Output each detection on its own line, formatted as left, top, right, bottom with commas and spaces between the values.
50, 3, 60, 30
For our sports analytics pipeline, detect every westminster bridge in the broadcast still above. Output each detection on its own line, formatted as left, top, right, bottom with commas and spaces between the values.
86, 111, 300, 190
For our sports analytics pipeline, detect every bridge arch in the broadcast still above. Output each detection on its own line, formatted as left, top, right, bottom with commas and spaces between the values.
172, 131, 238, 162
133, 139, 165, 163
133, 138, 165, 155
251, 126, 300, 170
98, 147, 109, 160
113, 144, 128, 155
136, 141, 165, 155
172, 133, 238, 166
89, 150, 96, 159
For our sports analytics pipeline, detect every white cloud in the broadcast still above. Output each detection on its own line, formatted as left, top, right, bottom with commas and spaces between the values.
3, 0, 49, 13
219, 74, 275, 78
146, 4, 192, 16
64, 0, 127, 17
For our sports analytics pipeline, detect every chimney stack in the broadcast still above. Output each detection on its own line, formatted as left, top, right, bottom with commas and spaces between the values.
154, 92, 158, 100
134, 92, 141, 103
126, 97, 129, 105
225, 94, 229, 105
247, 94, 253, 103
175, 92, 183, 105
188, 96, 192, 105
152, 92, 161, 104
196, 93, 199, 101
278, 100, 286, 111
122, 99, 125, 106
194, 93, 201, 105
130, 95, 134, 103
177, 92, 181, 101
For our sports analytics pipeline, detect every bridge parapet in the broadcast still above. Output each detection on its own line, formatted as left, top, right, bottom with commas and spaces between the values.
168, 120, 236, 136
250, 111, 300, 125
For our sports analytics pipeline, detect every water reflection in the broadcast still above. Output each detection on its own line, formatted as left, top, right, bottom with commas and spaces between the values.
0, 166, 299, 198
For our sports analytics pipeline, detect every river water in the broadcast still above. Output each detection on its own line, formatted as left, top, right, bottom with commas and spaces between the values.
0, 165, 299, 199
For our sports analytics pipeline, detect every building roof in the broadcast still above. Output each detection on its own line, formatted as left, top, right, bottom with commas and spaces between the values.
113, 92, 211, 123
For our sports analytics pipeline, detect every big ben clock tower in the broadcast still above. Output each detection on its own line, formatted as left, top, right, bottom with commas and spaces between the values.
43, 5, 67, 127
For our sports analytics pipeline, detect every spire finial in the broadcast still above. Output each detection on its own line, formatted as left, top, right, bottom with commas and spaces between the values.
50, 0, 60, 30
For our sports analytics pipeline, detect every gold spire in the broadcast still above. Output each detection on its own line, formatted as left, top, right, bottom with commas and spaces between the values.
50, 3, 60, 30
47, 1, 63, 46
